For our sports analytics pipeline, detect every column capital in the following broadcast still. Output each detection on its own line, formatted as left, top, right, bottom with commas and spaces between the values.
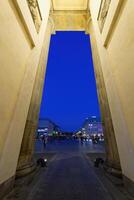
85, 16, 92, 34
48, 15, 56, 35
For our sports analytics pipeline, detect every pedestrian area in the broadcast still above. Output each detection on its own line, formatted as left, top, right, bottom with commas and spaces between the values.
5, 140, 133, 200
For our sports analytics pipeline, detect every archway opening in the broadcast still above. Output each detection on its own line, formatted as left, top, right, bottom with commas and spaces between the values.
35, 31, 105, 158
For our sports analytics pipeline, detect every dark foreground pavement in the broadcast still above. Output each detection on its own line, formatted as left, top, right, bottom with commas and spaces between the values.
28, 140, 111, 200
27, 154, 111, 199
4, 140, 133, 200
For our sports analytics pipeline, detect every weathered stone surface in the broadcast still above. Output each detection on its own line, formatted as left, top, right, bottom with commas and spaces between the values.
89, 24, 121, 172
16, 21, 52, 178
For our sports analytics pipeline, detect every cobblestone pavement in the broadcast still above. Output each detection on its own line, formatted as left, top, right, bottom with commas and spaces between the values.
26, 140, 113, 200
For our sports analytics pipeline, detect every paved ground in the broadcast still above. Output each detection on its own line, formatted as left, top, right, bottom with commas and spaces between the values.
27, 139, 112, 200
35, 138, 105, 154
5, 139, 133, 200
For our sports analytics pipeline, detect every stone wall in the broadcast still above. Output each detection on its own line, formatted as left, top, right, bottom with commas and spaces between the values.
0, 0, 51, 189
89, 0, 134, 182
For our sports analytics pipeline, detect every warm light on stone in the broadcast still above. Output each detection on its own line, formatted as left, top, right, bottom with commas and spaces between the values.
0, 0, 134, 198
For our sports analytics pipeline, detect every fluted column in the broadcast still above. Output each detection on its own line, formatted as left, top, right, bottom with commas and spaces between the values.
89, 24, 121, 173
97, 72, 121, 171
16, 20, 52, 177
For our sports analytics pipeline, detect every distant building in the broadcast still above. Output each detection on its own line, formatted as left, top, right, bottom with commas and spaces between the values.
37, 118, 60, 136
81, 116, 103, 136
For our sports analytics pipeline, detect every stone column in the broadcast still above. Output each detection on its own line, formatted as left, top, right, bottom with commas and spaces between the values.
89, 23, 121, 173
16, 20, 52, 178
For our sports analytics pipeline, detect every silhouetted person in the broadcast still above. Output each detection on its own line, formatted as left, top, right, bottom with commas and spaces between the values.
42, 135, 46, 148
80, 136, 84, 144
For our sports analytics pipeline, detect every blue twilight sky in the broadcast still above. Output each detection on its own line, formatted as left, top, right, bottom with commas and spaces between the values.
39, 31, 100, 132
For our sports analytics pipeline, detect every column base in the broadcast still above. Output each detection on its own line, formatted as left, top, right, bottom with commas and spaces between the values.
16, 162, 36, 179
103, 160, 122, 178
123, 175, 134, 197
0, 176, 15, 199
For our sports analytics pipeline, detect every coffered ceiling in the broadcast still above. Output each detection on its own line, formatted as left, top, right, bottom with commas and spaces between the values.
52, 0, 89, 11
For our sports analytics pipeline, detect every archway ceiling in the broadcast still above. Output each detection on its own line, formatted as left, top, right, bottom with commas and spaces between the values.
52, 0, 89, 11
50, 0, 90, 31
